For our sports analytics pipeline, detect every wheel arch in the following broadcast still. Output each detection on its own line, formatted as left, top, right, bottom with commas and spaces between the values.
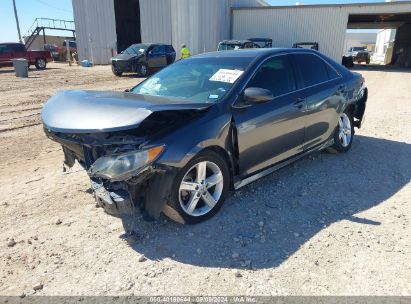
196, 145, 235, 189
182, 118, 240, 189
35, 56, 46, 62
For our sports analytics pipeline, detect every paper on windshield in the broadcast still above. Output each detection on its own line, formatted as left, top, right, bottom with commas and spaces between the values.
209, 69, 244, 84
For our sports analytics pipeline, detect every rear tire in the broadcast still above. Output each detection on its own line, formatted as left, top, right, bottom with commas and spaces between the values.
326, 110, 354, 154
35, 58, 46, 70
163, 150, 230, 224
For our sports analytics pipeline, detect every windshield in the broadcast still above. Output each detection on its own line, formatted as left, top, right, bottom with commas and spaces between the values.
218, 44, 242, 51
122, 44, 149, 55
352, 47, 367, 51
132, 57, 253, 103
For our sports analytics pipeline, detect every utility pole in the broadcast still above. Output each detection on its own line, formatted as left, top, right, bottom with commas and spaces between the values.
12, 0, 22, 43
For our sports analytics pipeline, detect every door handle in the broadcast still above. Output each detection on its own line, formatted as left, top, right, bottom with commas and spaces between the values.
294, 97, 305, 109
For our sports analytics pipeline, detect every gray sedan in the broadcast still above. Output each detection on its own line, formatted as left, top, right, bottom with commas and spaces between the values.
41, 48, 367, 225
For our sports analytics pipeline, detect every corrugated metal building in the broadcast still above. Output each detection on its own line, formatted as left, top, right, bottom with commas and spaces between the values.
72, 0, 267, 64
72, 0, 411, 65
232, 1, 411, 62
72, 0, 117, 64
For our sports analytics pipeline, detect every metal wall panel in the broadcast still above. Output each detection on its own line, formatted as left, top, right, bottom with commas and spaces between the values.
233, 2, 411, 62
230, 0, 268, 7
233, 7, 349, 62
72, 0, 117, 64
170, 0, 231, 57
140, 0, 172, 44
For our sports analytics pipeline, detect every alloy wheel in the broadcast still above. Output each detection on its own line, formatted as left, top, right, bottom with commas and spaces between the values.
338, 113, 352, 147
178, 161, 224, 217
37, 59, 46, 69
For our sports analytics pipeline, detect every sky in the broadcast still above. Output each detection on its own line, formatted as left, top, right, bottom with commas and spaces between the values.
0, 0, 73, 42
0, 0, 403, 43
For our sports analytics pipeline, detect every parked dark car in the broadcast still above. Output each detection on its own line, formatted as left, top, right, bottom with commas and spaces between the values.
346, 47, 371, 64
217, 40, 258, 51
292, 42, 319, 51
58, 40, 78, 62
44, 43, 60, 61
111, 43, 176, 77
248, 38, 272, 48
0, 42, 52, 69
342, 55, 354, 68
62, 40, 77, 51
41, 48, 367, 226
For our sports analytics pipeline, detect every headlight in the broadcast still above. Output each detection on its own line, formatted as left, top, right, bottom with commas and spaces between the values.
88, 145, 164, 180
352, 52, 358, 56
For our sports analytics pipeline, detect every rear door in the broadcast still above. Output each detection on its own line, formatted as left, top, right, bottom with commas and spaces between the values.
232, 55, 306, 177
291, 53, 344, 150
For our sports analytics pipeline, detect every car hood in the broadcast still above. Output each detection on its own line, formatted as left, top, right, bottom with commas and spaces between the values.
41, 90, 212, 133
111, 53, 142, 61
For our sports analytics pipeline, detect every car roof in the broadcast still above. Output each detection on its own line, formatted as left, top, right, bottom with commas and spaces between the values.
195, 48, 320, 59
132, 43, 169, 46
248, 38, 272, 42
219, 40, 251, 44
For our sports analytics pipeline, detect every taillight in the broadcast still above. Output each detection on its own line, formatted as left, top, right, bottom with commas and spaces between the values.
361, 75, 365, 83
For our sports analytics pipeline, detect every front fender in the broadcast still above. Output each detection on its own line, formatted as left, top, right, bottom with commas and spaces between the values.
143, 112, 234, 218
155, 112, 233, 169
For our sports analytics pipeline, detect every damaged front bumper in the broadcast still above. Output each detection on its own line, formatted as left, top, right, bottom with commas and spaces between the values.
91, 179, 132, 217
90, 166, 176, 221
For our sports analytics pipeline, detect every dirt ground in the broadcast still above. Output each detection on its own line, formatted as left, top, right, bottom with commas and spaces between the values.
0, 62, 410, 296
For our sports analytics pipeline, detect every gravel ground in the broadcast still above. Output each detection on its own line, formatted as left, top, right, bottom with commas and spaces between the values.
0, 63, 410, 296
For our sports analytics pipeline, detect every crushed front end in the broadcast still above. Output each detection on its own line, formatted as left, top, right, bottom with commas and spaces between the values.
44, 128, 172, 222
40, 90, 212, 227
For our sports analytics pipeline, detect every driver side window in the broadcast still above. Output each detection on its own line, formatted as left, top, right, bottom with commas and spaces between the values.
247, 55, 297, 98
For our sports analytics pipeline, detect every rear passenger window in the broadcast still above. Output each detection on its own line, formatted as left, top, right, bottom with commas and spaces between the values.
325, 63, 340, 79
247, 55, 296, 97
294, 54, 329, 87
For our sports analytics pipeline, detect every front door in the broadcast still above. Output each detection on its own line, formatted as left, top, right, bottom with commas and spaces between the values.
0, 44, 13, 66
232, 55, 306, 177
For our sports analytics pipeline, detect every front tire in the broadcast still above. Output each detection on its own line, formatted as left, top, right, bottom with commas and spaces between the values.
35, 58, 46, 70
327, 110, 354, 154
111, 65, 123, 76
164, 151, 230, 224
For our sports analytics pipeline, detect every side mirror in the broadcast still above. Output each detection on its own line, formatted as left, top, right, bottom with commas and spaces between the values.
243, 87, 274, 105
